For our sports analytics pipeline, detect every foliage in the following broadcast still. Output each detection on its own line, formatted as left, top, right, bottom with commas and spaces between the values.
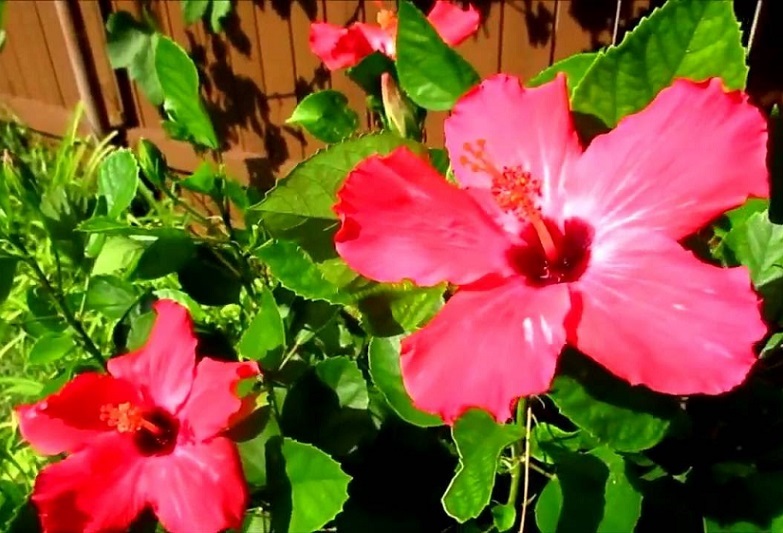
1, 0, 782, 531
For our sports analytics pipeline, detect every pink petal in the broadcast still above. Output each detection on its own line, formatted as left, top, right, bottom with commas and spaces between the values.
145, 437, 247, 533
32, 434, 147, 533
107, 300, 197, 414
445, 74, 582, 217
427, 0, 481, 46
309, 22, 375, 70
16, 372, 140, 456
565, 78, 768, 240
353, 22, 395, 56
401, 279, 570, 423
574, 232, 764, 395
334, 147, 516, 286
178, 358, 260, 441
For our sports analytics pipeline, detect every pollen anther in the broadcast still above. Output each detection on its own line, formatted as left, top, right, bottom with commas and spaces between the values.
100, 402, 143, 433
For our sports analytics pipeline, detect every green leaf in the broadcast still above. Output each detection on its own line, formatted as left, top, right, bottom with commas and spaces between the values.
85, 275, 139, 320
359, 282, 443, 336
535, 448, 642, 533
491, 503, 517, 532
442, 409, 524, 522
155, 36, 218, 148
127, 311, 155, 350
725, 210, 783, 288
180, 162, 217, 194
98, 149, 139, 218
315, 357, 369, 410
238, 406, 281, 488
25, 287, 66, 335
287, 90, 359, 143
209, 0, 232, 32
368, 336, 442, 427
29, 333, 76, 365
105, 12, 162, 105
182, 0, 209, 24
254, 240, 348, 304
531, 423, 599, 465
78, 217, 179, 237
571, 0, 747, 128
91, 236, 145, 276
136, 138, 167, 187
548, 350, 680, 452
237, 285, 286, 368
251, 133, 420, 233
133, 233, 196, 280
395, 0, 479, 111
268, 438, 351, 533
528, 53, 598, 93
0, 254, 18, 305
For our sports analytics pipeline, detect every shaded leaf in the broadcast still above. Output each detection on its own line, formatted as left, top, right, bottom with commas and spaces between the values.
287, 90, 359, 143
85, 275, 139, 320
442, 409, 524, 522
29, 333, 75, 365
237, 285, 286, 368
315, 357, 369, 410
133, 233, 196, 280
98, 149, 138, 218
368, 336, 442, 427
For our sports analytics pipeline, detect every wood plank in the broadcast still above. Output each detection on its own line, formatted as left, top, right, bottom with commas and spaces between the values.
290, 0, 329, 157
551, 0, 613, 61
2, 95, 90, 137
6, 2, 63, 105
456, 1, 502, 78
0, 28, 27, 97
34, 1, 81, 108
226, 0, 269, 156
500, 0, 556, 81
77, 0, 126, 127
255, 0, 304, 167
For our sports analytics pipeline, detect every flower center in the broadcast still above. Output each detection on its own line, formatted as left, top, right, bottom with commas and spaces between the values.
376, 8, 397, 32
460, 139, 558, 262
100, 402, 179, 455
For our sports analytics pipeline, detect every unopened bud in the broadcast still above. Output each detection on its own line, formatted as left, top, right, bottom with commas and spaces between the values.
381, 72, 418, 139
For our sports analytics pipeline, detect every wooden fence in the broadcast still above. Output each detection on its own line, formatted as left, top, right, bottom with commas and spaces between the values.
0, 0, 779, 185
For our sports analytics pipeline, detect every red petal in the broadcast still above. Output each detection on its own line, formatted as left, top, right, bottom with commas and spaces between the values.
445, 74, 581, 217
107, 300, 197, 414
574, 232, 764, 394
16, 372, 140, 456
32, 434, 146, 533
566, 78, 768, 239
401, 279, 570, 423
145, 437, 247, 533
427, 0, 481, 46
335, 147, 516, 286
309, 22, 375, 70
178, 358, 260, 441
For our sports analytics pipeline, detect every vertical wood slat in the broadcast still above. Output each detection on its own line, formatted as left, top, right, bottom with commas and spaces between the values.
6, 2, 63, 105
76, 0, 126, 127
34, 1, 81, 108
255, 0, 304, 166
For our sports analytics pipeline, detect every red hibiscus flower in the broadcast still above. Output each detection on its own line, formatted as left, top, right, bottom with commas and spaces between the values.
309, 0, 480, 70
15, 300, 260, 533
334, 74, 769, 423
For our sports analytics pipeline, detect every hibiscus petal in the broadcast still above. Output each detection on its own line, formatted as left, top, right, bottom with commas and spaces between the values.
445, 74, 581, 214
565, 78, 768, 240
574, 232, 764, 395
32, 434, 146, 533
16, 372, 140, 455
178, 358, 260, 441
427, 0, 481, 46
107, 300, 197, 414
401, 279, 570, 423
309, 22, 375, 70
335, 146, 516, 286
145, 437, 247, 533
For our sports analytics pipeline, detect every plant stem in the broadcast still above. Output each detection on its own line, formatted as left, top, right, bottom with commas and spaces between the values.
10, 239, 105, 369
506, 399, 526, 509
519, 403, 533, 533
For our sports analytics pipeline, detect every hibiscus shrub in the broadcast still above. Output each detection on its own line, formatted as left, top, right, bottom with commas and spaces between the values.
2, 0, 783, 531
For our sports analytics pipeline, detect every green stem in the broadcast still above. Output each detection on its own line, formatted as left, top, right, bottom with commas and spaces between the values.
506, 399, 526, 508
11, 239, 105, 369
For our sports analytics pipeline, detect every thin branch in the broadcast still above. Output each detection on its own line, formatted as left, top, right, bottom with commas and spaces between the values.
519, 404, 533, 533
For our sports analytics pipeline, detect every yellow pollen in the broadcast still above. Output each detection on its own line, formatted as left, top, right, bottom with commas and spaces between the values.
100, 403, 164, 436
461, 139, 557, 261
376, 8, 397, 31
100, 402, 143, 433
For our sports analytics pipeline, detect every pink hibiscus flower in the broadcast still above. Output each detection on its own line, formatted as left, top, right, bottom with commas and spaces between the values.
16, 300, 260, 533
334, 74, 769, 424
309, 0, 480, 70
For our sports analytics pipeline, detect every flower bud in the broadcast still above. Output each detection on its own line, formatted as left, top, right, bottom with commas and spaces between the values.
381, 72, 418, 139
